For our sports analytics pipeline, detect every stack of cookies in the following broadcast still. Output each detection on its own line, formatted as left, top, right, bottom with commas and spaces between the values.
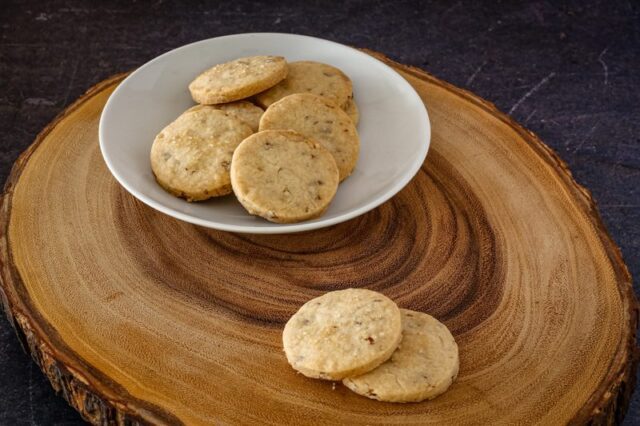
150, 55, 360, 223
283, 289, 459, 403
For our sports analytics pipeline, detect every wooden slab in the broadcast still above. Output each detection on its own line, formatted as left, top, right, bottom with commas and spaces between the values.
0, 53, 637, 425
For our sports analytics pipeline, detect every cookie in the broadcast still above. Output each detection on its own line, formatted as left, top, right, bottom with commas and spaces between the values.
255, 61, 353, 109
188, 101, 263, 132
230, 130, 339, 223
282, 289, 402, 380
345, 98, 359, 126
150, 107, 253, 201
189, 56, 288, 105
343, 309, 459, 403
259, 93, 359, 181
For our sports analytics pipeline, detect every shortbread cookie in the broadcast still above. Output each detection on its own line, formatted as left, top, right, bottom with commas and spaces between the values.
230, 130, 339, 223
189, 56, 287, 105
343, 309, 459, 403
188, 101, 263, 132
259, 93, 359, 181
345, 98, 359, 126
255, 61, 352, 109
282, 289, 402, 380
150, 107, 253, 201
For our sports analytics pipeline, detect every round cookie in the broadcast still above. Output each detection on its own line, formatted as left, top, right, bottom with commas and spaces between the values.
345, 98, 359, 126
255, 61, 353, 109
150, 107, 253, 201
343, 309, 459, 403
282, 289, 402, 380
189, 55, 288, 105
188, 101, 263, 132
230, 130, 339, 223
259, 93, 360, 181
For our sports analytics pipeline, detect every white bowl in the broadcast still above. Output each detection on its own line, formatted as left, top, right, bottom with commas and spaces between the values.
99, 33, 430, 234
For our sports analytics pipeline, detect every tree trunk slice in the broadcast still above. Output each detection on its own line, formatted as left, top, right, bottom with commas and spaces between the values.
0, 52, 637, 425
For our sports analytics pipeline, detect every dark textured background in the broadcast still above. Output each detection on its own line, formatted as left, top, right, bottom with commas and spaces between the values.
1, 0, 638, 424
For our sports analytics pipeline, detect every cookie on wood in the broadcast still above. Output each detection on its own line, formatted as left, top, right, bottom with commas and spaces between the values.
230, 130, 339, 223
254, 61, 353, 109
343, 309, 459, 402
282, 289, 402, 380
259, 93, 359, 181
150, 107, 253, 201
189, 56, 288, 105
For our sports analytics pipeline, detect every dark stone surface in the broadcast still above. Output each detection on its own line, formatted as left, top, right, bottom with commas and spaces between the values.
0, 0, 638, 424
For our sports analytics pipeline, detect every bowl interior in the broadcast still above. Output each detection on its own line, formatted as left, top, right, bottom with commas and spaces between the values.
99, 33, 430, 233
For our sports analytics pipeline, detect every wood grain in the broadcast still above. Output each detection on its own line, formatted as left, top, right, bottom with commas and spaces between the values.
0, 53, 637, 425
